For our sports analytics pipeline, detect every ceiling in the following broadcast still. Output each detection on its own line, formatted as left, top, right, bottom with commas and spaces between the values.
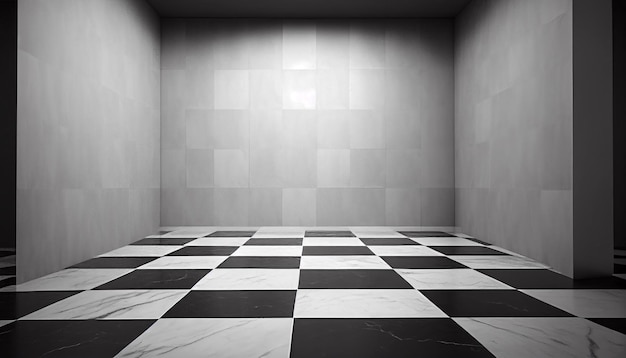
145, 0, 472, 18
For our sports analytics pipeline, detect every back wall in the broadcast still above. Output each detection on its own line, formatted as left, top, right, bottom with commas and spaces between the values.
160, 19, 455, 226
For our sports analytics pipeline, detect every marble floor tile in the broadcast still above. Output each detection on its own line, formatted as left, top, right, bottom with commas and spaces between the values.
232, 246, 303, 256
0, 291, 79, 319
302, 246, 374, 255
521, 290, 626, 318
251, 231, 305, 239
396, 269, 512, 290
70, 257, 157, 269
305, 230, 355, 237
368, 245, 444, 256
164, 291, 296, 318
131, 238, 196, 246
450, 256, 549, 269
382, 256, 468, 269
421, 290, 573, 317
411, 237, 484, 246
95, 270, 210, 290
16, 269, 132, 291
588, 318, 626, 335
455, 317, 626, 358
244, 238, 303, 245
290, 318, 493, 358
0, 320, 13, 327
302, 237, 365, 246
206, 231, 257, 237
294, 289, 446, 318
299, 270, 413, 289
115, 318, 292, 358
431, 246, 507, 256
184, 237, 250, 246
100, 246, 181, 257
22, 290, 187, 320
352, 231, 407, 238
167, 246, 238, 256
359, 238, 419, 245
479, 269, 626, 289
138, 256, 228, 270
1, 320, 154, 358
300, 256, 391, 269
218, 256, 301, 268
398, 231, 454, 238
192, 269, 300, 290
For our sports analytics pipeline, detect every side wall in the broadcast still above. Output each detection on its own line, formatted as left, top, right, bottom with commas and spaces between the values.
17, 0, 161, 282
160, 19, 455, 226
455, 0, 574, 275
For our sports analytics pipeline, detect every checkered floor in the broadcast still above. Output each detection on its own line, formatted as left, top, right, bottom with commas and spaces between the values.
2, 229, 626, 357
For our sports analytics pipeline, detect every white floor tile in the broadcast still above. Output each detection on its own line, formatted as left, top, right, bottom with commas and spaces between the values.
192, 269, 300, 290
185, 238, 250, 246
302, 238, 365, 246
368, 246, 444, 256
294, 289, 447, 318
410, 237, 483, 246
16, 269, 132, 291
300, 256, 391, 269
99, 245, 181, 257
521, 289, 626, 318
115, 318, 292, 358
396, 269, 512, 290
231, 246, 303, 257
22, 290, 187, 320
352, 231, 406, 238
455, 317, 626, 358
450, 255, 549, 269
138, 256, 228, 270
0, 320, 14, 328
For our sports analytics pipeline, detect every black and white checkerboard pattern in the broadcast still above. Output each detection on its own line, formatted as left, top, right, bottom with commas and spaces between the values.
1, 230, 625, 357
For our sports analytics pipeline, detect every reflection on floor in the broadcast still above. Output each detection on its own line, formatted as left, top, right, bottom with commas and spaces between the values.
1, 228, 625, 357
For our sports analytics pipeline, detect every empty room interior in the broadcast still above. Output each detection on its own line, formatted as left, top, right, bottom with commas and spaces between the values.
2, 0, 626, 356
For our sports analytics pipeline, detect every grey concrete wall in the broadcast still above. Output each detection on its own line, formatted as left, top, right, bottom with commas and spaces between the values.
455, 0, 575, 276
17, 0, 161, 282
160, 19, 455, 226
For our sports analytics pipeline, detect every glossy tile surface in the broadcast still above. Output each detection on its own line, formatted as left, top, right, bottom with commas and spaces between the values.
294, 289, 446, 318
116, 318, 292, 358
455, 317, 626, 358
8, 227, 626, 357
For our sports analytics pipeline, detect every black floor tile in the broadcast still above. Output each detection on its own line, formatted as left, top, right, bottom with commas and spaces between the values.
382, 256, 468, 269
302, 246, 374, 256
0, 250, 15, 258
206, 231, 256, 237
431, 246, 507, 255
359, 238, 419, 245
615, 263, 626, 274
397, 231, 454, 238
0, 320, 154, 358
244, 238, 303, 245
218, 256, 300, 268
305, 231, 355, 237
0, 291, 79, 319
163, 290, 296, 318
69, 257, 156, 269
290, 318, 494, 358
168, 246, 238, 256
0, 277, 15, 288
421, 290, 573, 317
299, 270, 412, 289
588, 318, 626, 335
0, 266, 17, 275
463, 237, 493, 245
479, 269, 626, 289
131, 238, 195, 245
94, 269, 210, 290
